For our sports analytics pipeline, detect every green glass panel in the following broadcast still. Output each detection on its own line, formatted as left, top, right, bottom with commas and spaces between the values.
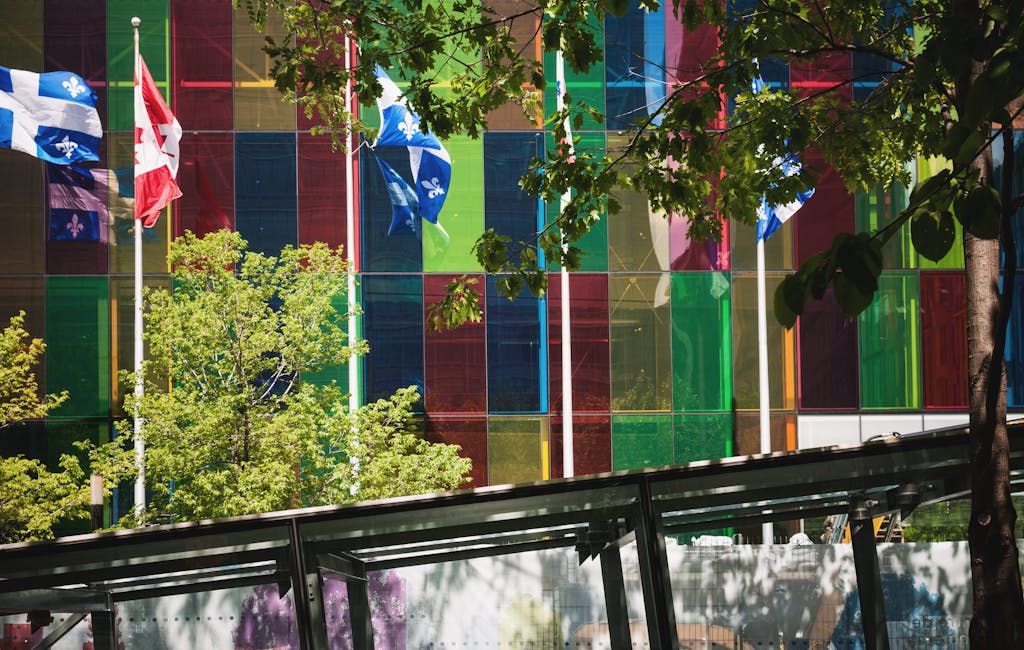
488, 416, 547, 484
107, 0, 170, 131
672, 272, 732, 412
673, 413, 734, 463
0, 1, 43, 70
303, 279, 359, 398
859, 273, 922, 409
233, 6, 295, 130
855, 181, 915, 269
543, 17, 605, 133
916, 156, 965, 269
545, 132, 608, 272
609, 274, 672, 411
424, 136, 484, 272
46, 277, 110, 418
731, 274, 796, 410
48, 421, 109, 536
612, 414, 673, 470
107, 131, 171, 274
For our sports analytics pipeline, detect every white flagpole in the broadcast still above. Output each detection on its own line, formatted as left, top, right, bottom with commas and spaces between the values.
345, 36, 359, 417
757, 235, 773, 543
556, 50, 574, 478
131, 16, 145, 518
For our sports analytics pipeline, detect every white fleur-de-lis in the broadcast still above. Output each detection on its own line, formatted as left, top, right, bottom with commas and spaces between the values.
66, 213, 85, 239
421, 177, 445, 199
54, 136, 78, 158
62, 76, 85, 98
397, 112, 418, 141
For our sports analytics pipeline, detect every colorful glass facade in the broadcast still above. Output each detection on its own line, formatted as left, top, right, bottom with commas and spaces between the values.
1, 2, 1022, 520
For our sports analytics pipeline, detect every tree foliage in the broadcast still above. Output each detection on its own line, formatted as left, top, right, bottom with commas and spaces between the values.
238, 0, 1024, 642
118, 231, 470, 524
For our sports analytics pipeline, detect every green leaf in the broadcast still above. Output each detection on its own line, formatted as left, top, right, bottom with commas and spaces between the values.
953, 185, 1002, 239
773, 276, 800, 329
911, 209, 956, 261
833, 273, 875, 318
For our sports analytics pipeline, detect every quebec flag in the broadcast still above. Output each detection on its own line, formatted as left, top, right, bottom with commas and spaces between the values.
751, 68, 814, 242
372, 65, 451, 227
0, 66, 102, 165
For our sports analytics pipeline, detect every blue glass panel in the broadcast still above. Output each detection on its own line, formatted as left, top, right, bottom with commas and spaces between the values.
992, 129, 1024, 269
361, 146, 422, 272
1007, 274, 1024, 408
362, 274, 424, 403
606, 4, 665, 130
487, 277, 542, 412
484, 132, 543, 258
234, 132, 297, 257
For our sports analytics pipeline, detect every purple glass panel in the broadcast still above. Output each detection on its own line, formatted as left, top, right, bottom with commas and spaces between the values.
921, 271, 968, 409
666, 3, 717, 86
425, 416, 488, 488
670, 213, 730, 270
797, 288, 859, 409
298, 134, 348, 248
794, 152, 855, 266
171, 0, 233, 131
548, 273, 611, 413
550, 415, 611, 478
423, 274, 487, 414
44, 1, 107, 125
174, 134, 234, 239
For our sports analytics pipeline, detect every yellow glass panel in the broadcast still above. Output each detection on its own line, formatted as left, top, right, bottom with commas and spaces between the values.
731, 273, 796, 410
233, 7, 295, 131
106, 132, 171, 275
488, 416, 548, 484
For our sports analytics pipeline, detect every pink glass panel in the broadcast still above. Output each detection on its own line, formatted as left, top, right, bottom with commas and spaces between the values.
550, 415, 612, 478
794, 151, 855, 266
174, 134, 235, 239
548, 273, 611, 413
670, 213, 730, 270
423, 274, 487, 414
921, 271, 968, 408
171, 0, 233, 131
424, 416, 487, 488
790, 51, 852, 102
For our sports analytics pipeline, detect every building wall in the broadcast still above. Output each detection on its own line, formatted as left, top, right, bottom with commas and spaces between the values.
1, 2, 1022, 521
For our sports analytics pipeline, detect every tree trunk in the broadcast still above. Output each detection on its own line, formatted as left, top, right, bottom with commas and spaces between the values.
964, 179, 1024, 646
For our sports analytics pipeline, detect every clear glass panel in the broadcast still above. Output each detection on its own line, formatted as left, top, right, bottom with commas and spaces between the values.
232, 6, 295, 131
488, 416, 548, 484
796, 414, 861, 449
731, 274, 796, 410
859, 273, 922, 410
609, 274, 672, 411
671, 272, 732, 412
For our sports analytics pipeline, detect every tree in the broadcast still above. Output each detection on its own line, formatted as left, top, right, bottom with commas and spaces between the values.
237, 0, 1024, 643
0, 311, 85, 543
119, 230, 470, 523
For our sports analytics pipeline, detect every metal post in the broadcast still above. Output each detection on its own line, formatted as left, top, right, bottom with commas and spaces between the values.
90, 610, 117, 650
850, 503, 890, 650
633, 480, 680, 650
599, 544, 633, 650
345, 559, 375, 650
289, 520, 330, 650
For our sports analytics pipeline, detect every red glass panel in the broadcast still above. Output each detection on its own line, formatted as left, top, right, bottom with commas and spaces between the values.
548, 273, 611, 413
921, 271, 968, 408
44, 1, 107, 126
298, 134, 351, 249
174, 134, 234, 239
424, 416, 487, 488
790, 51, 852, 102
666, 3, 717, 85
797, 288, 859, 409
550, 415, 611, 478
794, 152, 854, 266
172, 0, 233, 130
423, 274, 487, 414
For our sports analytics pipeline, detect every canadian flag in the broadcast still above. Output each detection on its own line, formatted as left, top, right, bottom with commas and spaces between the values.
134, 55, 182, 228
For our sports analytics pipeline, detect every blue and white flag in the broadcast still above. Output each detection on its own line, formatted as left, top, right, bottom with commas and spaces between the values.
47, 163, 108, 242
0, 66, 102, 165
751, 68, 814, 242
372, 65, 451, 227
375, 152, 421, 237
